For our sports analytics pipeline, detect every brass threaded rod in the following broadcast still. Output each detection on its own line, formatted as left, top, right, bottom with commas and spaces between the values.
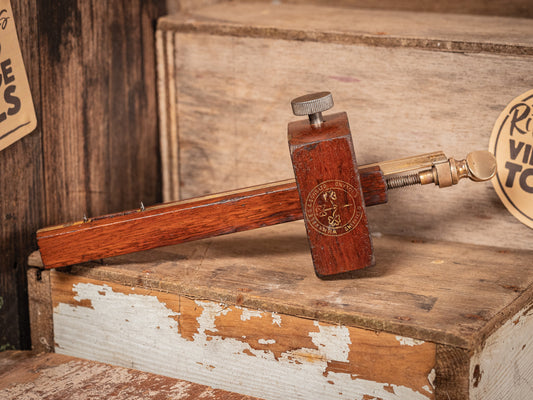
386, 173, 422, 190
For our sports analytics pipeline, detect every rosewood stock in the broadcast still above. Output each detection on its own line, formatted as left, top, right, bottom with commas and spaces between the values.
289, 112, 374, 276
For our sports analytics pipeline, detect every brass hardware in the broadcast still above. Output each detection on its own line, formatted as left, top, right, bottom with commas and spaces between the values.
366, 151, 448, 176
382, 150, 497, 190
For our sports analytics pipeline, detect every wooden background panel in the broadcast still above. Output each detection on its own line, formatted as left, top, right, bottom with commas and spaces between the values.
161, 28, 533, 250
0, 0, 42, 351
1, 0, 167, 351
38, 0, 165, 226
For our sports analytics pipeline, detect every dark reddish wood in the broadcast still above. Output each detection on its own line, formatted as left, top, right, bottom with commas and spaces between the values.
37, 166, 386, 270
359, 165, 387, 207
289, 112, 374, 277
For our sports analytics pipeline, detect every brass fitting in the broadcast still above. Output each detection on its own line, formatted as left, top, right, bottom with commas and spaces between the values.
384, 151, 497, 190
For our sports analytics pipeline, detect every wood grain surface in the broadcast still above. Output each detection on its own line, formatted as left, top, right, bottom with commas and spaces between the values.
26, 268, 53, 353
469, 306, 533, 399
0, 0, 42, 351
157, 3, 533, 251
0, 351, 263, 400
158, 3, 533, 54
289, 112, 373, 276
434, 346, 470, 399
37, 165, 386, 270
38, 0, 165, 225
234, 0, 533, 19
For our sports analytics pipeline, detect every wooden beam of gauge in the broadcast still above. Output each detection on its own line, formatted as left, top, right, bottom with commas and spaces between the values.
37, 166, 386, 269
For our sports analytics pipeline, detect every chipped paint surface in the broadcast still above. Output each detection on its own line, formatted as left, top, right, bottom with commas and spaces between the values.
470, 305, 533, 399
395, 336, 425, 347
257, 338, 276, 345
240, 308, 263, 321
310, 321, 351, 362
271, 313, 282, 327
54, 281, 435, 400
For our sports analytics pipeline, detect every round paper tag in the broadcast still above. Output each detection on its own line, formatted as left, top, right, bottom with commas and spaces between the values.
489, 89, 533, 229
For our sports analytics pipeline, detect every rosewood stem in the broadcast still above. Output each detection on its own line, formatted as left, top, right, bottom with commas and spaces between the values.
37, 166, 386, 269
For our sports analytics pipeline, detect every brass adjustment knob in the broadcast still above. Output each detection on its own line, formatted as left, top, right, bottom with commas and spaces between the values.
291, 92, 334, 127
465, 151, 498, 182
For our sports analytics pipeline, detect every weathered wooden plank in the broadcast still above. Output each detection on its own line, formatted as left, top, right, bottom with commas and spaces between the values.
235, 0, 533, 19
43, 222, 533, 350
434, 346, 470, 400
0, 351, 263, 399
51, 272, 437, 399
38, 0, 165, 226
2, 0, 168, 352
158, 3, 533, 54
170, 0, 222, 14
26, 268, 53, 352
0, 0, 42, 351
469, 304, 533, 399
157, 3, 533, 250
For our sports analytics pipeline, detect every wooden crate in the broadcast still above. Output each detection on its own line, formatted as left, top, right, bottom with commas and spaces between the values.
28, 221, 533, 399
27, 3, 533, 400
156, 2, 533, 250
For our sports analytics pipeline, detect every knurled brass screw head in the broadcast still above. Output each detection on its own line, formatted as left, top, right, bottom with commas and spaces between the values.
291, 91, 334, 127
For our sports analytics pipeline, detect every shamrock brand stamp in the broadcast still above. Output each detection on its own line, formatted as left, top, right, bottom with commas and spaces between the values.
305, 179, 363, 236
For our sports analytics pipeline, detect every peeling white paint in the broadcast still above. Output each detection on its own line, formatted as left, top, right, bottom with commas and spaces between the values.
194, 301, 230, 335
395, 336, 425, 347
239, 307, 263, 321
54, 282, 433, 400
470, 306, 533, 400
427, 368, 435, 389
310, 321, 351, 362
271, 313, 282, 327
258, 339, 276, 345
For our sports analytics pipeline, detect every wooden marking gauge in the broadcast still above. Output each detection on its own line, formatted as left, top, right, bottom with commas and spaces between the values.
37, 92, 497, 278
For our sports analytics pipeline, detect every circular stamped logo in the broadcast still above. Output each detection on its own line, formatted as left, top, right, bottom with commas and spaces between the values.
305, 180, 363, 236
489, 89, 533, 229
